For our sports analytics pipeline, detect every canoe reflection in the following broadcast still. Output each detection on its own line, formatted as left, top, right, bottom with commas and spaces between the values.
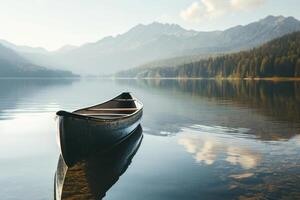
54, 125, 143, 200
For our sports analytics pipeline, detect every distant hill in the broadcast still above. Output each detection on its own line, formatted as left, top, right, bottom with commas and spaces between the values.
0, 39, 49, 55
0, 44, 76, 77
1, 15, 300, 75
116, 32, 300, 78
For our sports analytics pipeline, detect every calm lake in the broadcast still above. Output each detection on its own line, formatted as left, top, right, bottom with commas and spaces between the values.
1, 78, 300, 200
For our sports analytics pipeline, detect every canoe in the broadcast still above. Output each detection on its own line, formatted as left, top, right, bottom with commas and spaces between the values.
54, 125, 143, 200
56, 92, 143, 166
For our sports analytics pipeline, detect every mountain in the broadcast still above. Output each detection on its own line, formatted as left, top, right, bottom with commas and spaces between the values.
218, 15, 300, 50
0, 39, 49, 55
50, 22, 200, 75
0, 43, 76, 77
116, 31, 300, 78
1, 15, 300, 75
124, 15, 300, 72
55, 45, 78, 53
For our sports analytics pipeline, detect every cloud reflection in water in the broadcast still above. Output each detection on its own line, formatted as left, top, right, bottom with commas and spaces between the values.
178, 125, 261, 169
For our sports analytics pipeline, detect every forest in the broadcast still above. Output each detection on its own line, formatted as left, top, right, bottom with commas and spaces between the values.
117, 31, 300, 78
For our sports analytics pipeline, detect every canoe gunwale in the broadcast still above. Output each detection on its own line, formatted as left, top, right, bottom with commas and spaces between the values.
56, 109, 143, 123
56, 92, 143, 122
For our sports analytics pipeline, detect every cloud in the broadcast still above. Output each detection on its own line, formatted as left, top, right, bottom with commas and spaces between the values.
180, 2, 204, 23
230, 0, 266, 10
229, 172, 254, 179
178, 135, 219, 165
194, 140, 217, 165
202, 0, 230, 16
226, 146, 260, 169
180, 0, 266, 22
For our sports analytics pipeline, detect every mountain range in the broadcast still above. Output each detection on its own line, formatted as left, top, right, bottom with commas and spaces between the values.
1, 15, 300, 76
0, 43, 75, 77
117, 31, 300, 78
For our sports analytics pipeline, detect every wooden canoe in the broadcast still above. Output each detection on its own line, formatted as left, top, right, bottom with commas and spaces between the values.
56, 92, 143, 166
54, 125, 143, 200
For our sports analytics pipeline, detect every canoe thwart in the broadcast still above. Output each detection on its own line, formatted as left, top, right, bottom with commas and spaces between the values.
80, 113, 128, 116
87, 108, 138, 111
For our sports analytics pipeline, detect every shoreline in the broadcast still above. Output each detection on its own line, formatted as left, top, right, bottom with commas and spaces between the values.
1, 76, 300, 82
110, 77, 300, 82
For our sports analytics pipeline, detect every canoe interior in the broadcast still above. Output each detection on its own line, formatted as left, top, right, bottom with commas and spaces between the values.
73, 92, 142, 119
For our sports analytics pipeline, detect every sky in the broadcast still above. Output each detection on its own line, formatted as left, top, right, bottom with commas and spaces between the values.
0, 0, 299, 51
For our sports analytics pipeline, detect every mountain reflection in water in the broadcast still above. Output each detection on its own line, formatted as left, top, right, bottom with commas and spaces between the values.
1, 78, 300, 199
0, 79, 77, 121
54, 125, 143, 200
118, 79, 300, 140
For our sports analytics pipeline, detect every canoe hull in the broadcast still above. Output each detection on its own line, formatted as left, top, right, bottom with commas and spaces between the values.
57, 110, 143, 166
54, 125, 143, 200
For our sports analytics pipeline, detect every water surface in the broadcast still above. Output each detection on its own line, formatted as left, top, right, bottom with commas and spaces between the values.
1, 78, 300, 199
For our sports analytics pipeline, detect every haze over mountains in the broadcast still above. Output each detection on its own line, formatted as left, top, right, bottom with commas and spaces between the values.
1, 15, 300, 76
0, 43, 75, 77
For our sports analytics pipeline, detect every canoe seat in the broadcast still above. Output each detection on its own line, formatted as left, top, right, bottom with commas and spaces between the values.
80, 113, 127, 116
